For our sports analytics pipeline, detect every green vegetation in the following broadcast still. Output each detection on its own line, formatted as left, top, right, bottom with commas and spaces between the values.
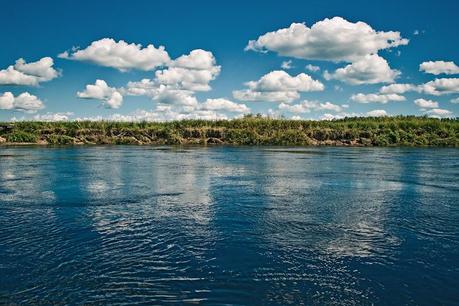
0, 115, 458, 146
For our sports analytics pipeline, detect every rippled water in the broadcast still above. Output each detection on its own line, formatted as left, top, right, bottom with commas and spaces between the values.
0, 146, 458, 305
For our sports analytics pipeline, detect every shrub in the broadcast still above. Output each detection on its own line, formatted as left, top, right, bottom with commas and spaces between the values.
6, 131, 38, 143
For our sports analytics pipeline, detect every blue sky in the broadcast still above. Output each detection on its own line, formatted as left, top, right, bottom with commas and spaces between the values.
1, 0, 458, 121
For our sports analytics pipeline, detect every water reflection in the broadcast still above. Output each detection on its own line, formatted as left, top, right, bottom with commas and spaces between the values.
0, 147, 458, 305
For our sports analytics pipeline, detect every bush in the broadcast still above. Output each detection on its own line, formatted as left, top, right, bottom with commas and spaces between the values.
6, 131, 38, 143
46, 135, 76, 145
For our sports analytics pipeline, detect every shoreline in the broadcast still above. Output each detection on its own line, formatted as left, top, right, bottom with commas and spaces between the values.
1, 116, 458, 147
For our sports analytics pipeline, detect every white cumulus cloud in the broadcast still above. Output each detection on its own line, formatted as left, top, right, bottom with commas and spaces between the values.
200, 98, 250, 113
233, 70, 324, 103
419, 61, 459, 75
77, 79, 123, 109
279, 100, 342, 113
414, 98, 438, 108
379, 83, 418, 94
246, 17, 408, 62
121, 49, 221, 108
324, 55, 400, 85
351, 93, 406, 103
59, 38, 170, 71
0, 92, 44, 112
232, 90, 300, 103
419, 78, 459, 95
154, 50, 220, 92
0, 57, 59, 86
366, 109, 388, 117
33, 112, 73, 121
152, 86, 198, 108
76, 107, 229, 122
424, 108, 453, 118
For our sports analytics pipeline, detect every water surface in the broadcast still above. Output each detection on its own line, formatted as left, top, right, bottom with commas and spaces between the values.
0, 146, 458, 305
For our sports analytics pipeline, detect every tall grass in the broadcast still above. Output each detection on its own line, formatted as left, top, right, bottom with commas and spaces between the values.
0, 115, 458, 146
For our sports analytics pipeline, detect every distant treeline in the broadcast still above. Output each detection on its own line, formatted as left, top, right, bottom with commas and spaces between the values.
0, 115, 458, 146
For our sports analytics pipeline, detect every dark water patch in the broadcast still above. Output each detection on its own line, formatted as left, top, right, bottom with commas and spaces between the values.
0, 146, 458, 305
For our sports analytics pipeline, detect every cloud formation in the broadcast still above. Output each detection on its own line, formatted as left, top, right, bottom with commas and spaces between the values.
319, 109, 388, 120
379, 79, 459, 96
233, 70, 324, 103
0, 57, 59, 86
77, 80, 123, 109
279, 100, 343, 113
154, 49, 220, 91
122, 49, 221, 110
76, 107, 229, 122
281, 60, 293, 69
33, 112, 73, 121
420, 61, 459, 75
305, 64, 320, 72
200, 98, 250, 113
366, 109, 388, 117
379, 83, 418, 94
351, 93, 406, 103
414, 98, 438, 108
246, 17, 408, 62
324, 55, 400, 85
424, 108, 452, 118
59, 38, 170, 71
420, 78, 459, 95
0, 92, 44, 112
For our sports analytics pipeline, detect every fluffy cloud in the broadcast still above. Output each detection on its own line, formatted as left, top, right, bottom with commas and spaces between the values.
320, 113, 346, 120
154, 50, 220, 91
120, 49, 220, 109
351, 93, 406, 103
0, 57, 59, 86
123, 81, 198, 108
152, 86, 198, 108
414, 98, 438, 108
319, 109, 387, 120
419, 78, 459, 95
77, 80, 123, 109
59, 38, 170, 71
380, 79, 459, 96
76, 107, 229, 122
233, 70, 324, 103
0, 92, 44, 112
200, 98, 250, 113
123, 79, 157, 97
366, 109, 388, 117
246, 70, 324, 92
281, 60, 293, 69
379, 83, 418, 94
419, 61, 459, 75
279, 100, 342, 113
232, 90, 300, 103
424, 108, 453, 118
172, 49, 217, 70
246, 17, 408, 62
32, 112, 73, 121
305, 64, 320, 72
324, 55, 400, 85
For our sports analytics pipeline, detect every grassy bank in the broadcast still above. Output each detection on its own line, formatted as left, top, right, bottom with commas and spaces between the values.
0, 116, 458, 146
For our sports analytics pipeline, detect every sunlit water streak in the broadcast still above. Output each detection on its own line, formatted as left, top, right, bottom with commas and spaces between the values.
0, 146, 458, 305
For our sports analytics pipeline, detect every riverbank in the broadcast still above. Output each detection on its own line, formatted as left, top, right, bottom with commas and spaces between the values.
0, 116, 458, 146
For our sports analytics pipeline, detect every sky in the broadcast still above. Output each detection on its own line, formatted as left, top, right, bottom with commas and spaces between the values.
1, 0, 459, 121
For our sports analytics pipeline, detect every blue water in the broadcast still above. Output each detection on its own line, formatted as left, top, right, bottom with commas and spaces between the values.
0, 146, 458, 305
